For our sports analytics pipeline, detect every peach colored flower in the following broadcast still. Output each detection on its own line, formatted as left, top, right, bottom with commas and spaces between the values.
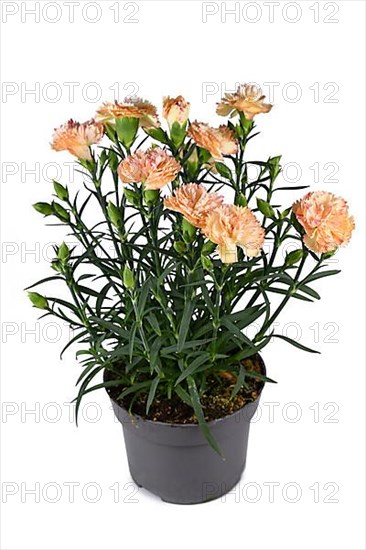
188, 122, 238, 160
203, 205, 265, 263
217, 84, 272, 119
96, 97, 159, 128
51, 119, 104, 161
292, 191, 355, 254
164, 183, 224, 229
117, 147, 181, 190
162, 95, 190, 128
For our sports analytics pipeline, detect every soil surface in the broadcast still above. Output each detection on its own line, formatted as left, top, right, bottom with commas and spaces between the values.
106, 354, 265, 424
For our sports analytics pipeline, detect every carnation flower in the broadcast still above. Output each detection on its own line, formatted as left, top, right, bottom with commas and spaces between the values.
118, 147, 181, 190
188, 122, 238, 160
96, 98, 159, 128
51, 119, 104, 160
292, 191, 355, 254
203, 205, 265, 263
217, 84, 272, 119
164, 183, 224, 228
163, 96, 190, 128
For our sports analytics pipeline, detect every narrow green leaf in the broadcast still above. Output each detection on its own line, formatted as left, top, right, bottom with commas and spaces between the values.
175, 353, 211, 386
298, 284, 321, 300
220, 318, 256, 348
161, 338, 214, 356
174, 384, 192, 407
146, 313, 162, 336
266, 287, 313, 302
90, 317, 130, 339
187, 376, 222, 456
146, 376, 160, 414
177, 301, 194, 352
137, 278, 152, 317
25, 276, 63, 290
226, 333, 272, 365
129, 324, 137, 362
73, 366, 104, 425
302, 269, 341, 285
117, 381, 151, 400
242, 371, 277, 384
272, 334, 320, 354
230, 365, 245, 400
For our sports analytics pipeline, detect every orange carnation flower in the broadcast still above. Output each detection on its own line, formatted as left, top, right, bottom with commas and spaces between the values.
217, 84, 272, 119
203, 205, 265, 263
51, 119, 104, 161
118, 147, 181, 190
292, 191, 355, 254
163, 96, 190, 128
188, 122, 238, 160
96, 98, 159, 128
164, 183, 224, 229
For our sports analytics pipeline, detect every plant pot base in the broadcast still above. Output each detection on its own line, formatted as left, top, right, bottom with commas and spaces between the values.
110, 396, 260, 504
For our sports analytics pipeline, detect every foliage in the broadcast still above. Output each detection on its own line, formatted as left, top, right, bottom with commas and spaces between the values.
28, 100, 343, 449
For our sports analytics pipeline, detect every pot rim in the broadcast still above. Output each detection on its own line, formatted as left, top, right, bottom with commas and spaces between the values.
105, 353, 266, 429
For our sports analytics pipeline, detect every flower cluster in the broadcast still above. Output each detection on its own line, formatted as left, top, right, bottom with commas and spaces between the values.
50, 85, 354, 260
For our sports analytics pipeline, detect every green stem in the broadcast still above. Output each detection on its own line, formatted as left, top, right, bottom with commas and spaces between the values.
256, 251, 308, 339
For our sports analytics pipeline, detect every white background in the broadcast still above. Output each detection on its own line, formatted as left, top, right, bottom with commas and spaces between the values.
1, 1, 365, 549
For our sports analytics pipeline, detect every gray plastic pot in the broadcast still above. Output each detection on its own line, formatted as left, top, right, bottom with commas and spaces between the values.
107, 356, 265, 505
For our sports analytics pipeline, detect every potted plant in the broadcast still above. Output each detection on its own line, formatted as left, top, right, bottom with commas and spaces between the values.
28, 84, 354, 504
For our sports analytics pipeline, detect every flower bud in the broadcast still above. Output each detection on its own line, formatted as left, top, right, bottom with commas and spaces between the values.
174, 241, 186, 254
52, 202, 70, 222
51, 260, 62, 272
268, 155, 282, 180
123, 265, 135, 289
201, 255, 213, 271
108, 150, 120, 171
33, 202, 54, 216
186, 147, 199, 179
28, 292, 49, 310
53, 181, 69, 201
57, 242, 70, 263
123, 187, 140, 207
143, 189, 159, 207
256, 198, 275, 218
236, 194, 247, 207
163, 96, 190, 129
182, 218, 196, 243
115, 116, 139, 149
201, 240, 216, 255
215, 162, 233, 181
285, 249, 304, 266
107, 201, 122, 228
